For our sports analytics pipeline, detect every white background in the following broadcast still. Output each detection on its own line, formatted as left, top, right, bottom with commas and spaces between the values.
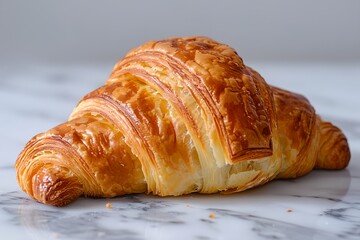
1, 0, 359, 64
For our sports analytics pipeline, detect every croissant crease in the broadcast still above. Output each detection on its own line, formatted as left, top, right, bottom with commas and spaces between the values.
16, 37, 351, 206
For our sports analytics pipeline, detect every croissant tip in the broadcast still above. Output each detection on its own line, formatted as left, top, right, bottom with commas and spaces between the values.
31, 167, 83, 207
316, 121, 351, 170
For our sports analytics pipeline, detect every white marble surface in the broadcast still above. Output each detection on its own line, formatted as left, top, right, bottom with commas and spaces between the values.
0, 62, 359, 240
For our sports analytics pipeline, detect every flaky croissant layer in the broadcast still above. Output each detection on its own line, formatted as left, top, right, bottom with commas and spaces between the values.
16, 37, 350, 206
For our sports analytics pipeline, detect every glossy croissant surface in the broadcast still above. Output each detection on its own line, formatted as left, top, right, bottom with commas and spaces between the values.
16, 37, 351, 206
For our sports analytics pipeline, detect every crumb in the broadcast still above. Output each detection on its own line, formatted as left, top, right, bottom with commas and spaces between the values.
287, 209, 293, 212
209, 213, 215, 219
106, 203, 112, 209
186, 204, 192, 207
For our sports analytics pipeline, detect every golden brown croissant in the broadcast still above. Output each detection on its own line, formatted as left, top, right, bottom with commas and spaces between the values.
16, 36, 351, 206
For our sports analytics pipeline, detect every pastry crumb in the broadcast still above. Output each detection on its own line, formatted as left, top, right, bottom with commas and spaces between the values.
106, 203, 112, 209
186, 204, 192, 207
287, 209, 293, 212
209, 213, 215, 219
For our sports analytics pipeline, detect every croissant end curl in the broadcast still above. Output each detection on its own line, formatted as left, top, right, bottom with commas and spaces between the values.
16, 37, 351, 206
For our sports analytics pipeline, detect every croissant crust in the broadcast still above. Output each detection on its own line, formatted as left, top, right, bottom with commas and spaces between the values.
16, 36, 350, 206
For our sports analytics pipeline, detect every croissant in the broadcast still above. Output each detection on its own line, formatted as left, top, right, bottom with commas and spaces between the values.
16, 36, 351, 207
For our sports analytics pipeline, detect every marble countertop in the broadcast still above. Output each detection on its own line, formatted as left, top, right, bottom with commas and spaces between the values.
0, 62, 359, 240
